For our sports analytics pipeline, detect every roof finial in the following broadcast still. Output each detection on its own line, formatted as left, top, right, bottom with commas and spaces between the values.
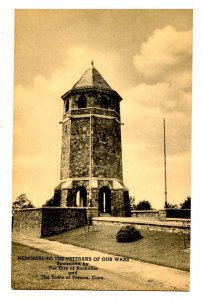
91, 60, 94, 69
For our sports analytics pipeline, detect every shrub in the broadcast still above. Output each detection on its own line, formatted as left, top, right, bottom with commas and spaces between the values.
116, 225, 142, 243
180, 196, 191, 209
135, 200, 152, 210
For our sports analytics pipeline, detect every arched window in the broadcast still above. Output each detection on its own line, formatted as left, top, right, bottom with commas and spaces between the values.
64, 124, 68, 134
101, 133, 106, 142
65, 100, 69, 112
101, 96, 108, 109
78, 95, 87, 109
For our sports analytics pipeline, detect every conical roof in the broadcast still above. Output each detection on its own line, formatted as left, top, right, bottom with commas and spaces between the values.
61, 62, 122, 100
72, 66, 112, 90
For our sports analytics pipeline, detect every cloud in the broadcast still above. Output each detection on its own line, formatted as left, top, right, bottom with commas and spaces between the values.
119, 25, 192, 205
121, 83, 191, 157
130, 26, 192, 123
123, 25, 192, 158
122, 80, 191, 116
133, 25, 192, 79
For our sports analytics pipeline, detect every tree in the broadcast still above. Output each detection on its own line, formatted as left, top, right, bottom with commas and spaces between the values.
12, 194, 35, 213
129, 196, 136, 210
135, 200, 152, 210
42, 194, 60, 207
165, 202, 178, 209
180, 196, 191, 209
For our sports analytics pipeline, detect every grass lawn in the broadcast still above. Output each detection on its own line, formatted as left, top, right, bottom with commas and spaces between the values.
12, 242, 124, 290
44, 225, 190, 271
13, 242, 168, 291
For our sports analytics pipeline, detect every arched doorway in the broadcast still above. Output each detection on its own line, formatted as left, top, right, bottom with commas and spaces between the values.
98, 186, 111, 214
75, 186, 87, 207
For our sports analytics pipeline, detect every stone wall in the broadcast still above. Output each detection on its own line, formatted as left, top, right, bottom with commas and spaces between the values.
60, 120, 71, 180
41, 207, 86, 237
111, 189, 126, 216
92, 117, 123, 180
12, 208, 42, 237
61, 116, 123, 180
131, 210, 191, 220
69, 117, 90, 178
131, 210, 159, 219
166, 209, 191, 219
92, 217, 190, 234
158, 210, 167, 219
13, 207, 98, 237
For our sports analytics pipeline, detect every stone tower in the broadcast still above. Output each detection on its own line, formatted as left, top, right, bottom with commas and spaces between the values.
55, 62, 130, 216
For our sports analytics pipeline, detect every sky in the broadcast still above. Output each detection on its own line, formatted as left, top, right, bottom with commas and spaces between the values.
13, 9, 192, 208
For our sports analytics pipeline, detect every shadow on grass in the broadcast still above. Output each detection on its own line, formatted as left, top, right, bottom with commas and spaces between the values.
44, 225, 190, 271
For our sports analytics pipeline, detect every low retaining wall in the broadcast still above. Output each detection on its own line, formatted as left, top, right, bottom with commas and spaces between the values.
92, 217, 190, 234
13, 207, 98, 237
13, 208, 43, 237
131, 210, 159, 219
166, 209, 191, 219
131, 209, 191, 220
131, 210, 167, 220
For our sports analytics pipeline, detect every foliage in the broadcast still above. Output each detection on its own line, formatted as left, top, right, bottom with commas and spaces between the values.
180, 196, 191, 209
12, 194, 34, 213
116, 225, 142, 243
135, 200, 152, 210
42, 195, 60, 207
165, 202, 178, 209
129, 196, 136, 209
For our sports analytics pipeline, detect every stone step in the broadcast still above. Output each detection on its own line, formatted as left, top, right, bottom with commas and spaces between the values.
99, 213, 111, 217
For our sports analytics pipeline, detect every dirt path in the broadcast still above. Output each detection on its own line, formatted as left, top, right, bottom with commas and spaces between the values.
12, 234, 190, 291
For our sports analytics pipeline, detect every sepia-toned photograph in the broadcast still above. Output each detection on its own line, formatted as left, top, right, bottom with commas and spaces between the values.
11, 9, 192, 291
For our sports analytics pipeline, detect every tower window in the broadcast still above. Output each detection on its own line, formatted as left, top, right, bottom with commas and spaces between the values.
101, 96, 108, 109
64, 124, 68, 133
101, 133, 106, 142
78, 95, 87, 109
115, 101, 119, 113
65, 100, 69, 112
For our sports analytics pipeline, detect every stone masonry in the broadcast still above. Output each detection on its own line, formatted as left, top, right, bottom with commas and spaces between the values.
13, 207, 98, 237
55, 63, 131, 217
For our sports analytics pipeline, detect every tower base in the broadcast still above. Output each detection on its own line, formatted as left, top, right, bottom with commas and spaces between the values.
54, 178, 131, 217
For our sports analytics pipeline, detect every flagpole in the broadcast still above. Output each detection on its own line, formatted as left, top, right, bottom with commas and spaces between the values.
163, 118, 167, 208
89, 110, 92, 203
